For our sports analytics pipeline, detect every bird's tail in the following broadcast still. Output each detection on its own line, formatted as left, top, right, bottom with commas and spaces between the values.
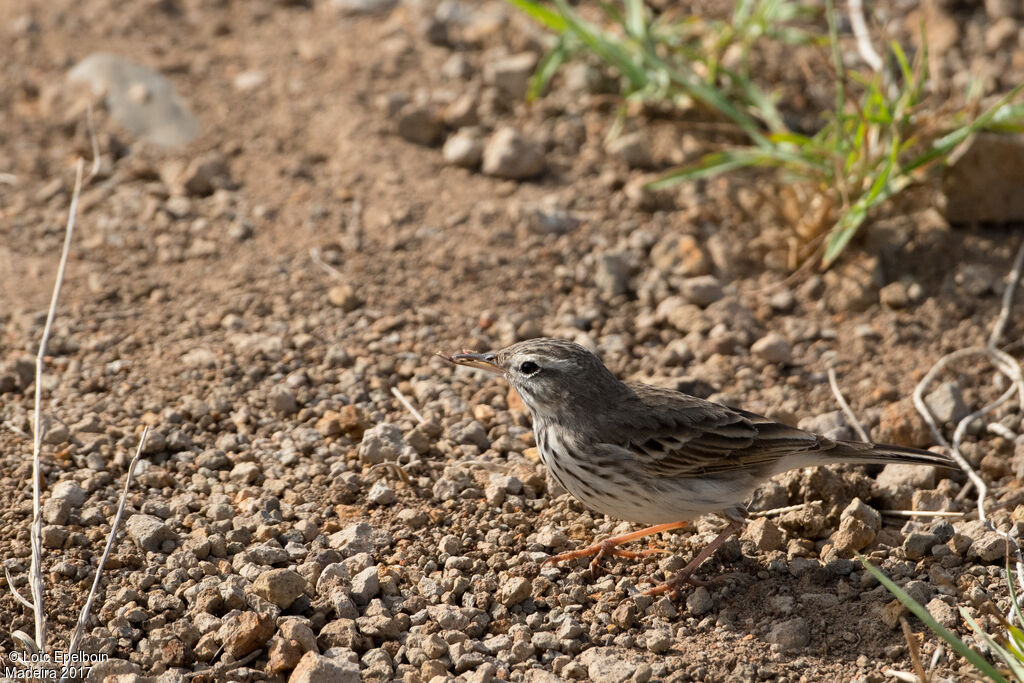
780, 439, 956, 473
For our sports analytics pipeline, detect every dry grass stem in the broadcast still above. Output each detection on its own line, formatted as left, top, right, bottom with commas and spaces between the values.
900, 615, 929, 683
391, 386, 426, 424
848, 0, 883, 72
62, 427, 149, 679
827, 366, 871, 442
27, 158, 86, 654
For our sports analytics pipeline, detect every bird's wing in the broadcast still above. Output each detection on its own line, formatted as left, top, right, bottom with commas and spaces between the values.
612, 383, 828, 477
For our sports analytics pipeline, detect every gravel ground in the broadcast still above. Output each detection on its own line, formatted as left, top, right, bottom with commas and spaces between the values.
4, 1, 1024, 681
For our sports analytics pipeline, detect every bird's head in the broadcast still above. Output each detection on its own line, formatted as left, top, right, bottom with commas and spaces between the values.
442, 338, 626, 420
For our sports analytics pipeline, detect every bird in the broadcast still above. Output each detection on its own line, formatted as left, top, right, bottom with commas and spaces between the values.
441, 337, 953, 596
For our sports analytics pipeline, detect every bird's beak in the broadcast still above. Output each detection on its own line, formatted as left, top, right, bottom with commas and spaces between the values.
438, 351, 502, 375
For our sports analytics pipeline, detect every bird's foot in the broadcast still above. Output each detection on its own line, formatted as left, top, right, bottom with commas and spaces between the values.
540, 521, 690, 576
542, 540, 666, 576
640, 520, 743, 598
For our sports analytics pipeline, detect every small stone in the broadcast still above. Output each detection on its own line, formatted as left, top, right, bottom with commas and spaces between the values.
500, 576, 532, 606
924, 381, 969, 425
442, 128, 484, 169
903, 532, 940, 560
686, 586, 713, 617
51, 480, 86, 506
350, 565, 380, 604
42, 525, 68, 548
367, 481, 395, 505
679, 275, 724, 307
741, 517, 784, 552
876, 463, 937, 490
969, 532, 1007, 563
594, 252, 631, 297
840, 497, 881, 532
126, 514, 178, 552
925, 597, 958, 628
328, 522, 374, 556
233, 69, 267, 92
252, 569, 307, 609
221, 611, 275, 658
288, 651, 360, 683
606, 131, 653, 169
268, 636, 304, 673
875, 399, 931, 448
396, 105, 444, 146
831, 517, 875, 556
270, 386, 299, 415
646, 629, 671, 654
67, 53, 200, 147
611, 601, 638, 628
483, 52, 538, 100
181, 152, 232, 196
768, 617, 809, 651
482, 127, 545, 180
327, 285, 362, 312
536, 527, 568, 549
880, 281, 909, 309
229, 462, 261, 485
751, 332, 792, 365
358, 423, 405, 464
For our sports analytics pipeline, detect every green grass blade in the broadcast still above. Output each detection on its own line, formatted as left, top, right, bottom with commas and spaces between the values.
859, 555, 1009, 682
960, 608, 1024, 679
1007, 561, 1024, 631
646, 150, 765, 188
527, 36, 570, 101
624, 0, 646, 41
504, 0, 569, 32
552, 0, 648, 90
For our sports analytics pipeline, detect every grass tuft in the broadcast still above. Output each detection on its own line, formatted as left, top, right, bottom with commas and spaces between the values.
509, 0, 1024, 268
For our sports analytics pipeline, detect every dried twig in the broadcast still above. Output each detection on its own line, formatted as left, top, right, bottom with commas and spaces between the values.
183, 648, 262, 680
900, 615, 929, 683
391, 386, 425, 424
26, 158, 85, 654
848, 0, 883, 73
61, 427, 148, 678
747, 502, 808, 518
827, 366, 871, 442
880, 510, 964, 519
309, 246, 344, 280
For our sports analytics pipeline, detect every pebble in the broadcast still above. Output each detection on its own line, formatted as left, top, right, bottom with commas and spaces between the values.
594, 252, 631, 297
751, 332, 792, 364
482, 127, 546, 179
331, 0, 397, 16
221, 611, 275, 658
252, 568, 307, 609
396, 105, 444, 146
288, 651, 360, 683
924, 381, 969, 425
358, 423, 405, 464
270, 386, 299, 415
686, 586, 713, 617
126, 514, 178, 552
350, 565, 380, 604
606, 131, 653, 169
679, 275, 724, 307
500, 577, 532, 606
483, 52, 538, 100
327, 285, 362, 312
767, 617, 809, 651
442, 128, 484, 169
741, 517, 784, 552
367, 480, 396, 505
67, 53, 200, 146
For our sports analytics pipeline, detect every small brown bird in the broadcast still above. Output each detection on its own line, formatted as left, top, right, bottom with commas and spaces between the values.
442, 338, 952, 596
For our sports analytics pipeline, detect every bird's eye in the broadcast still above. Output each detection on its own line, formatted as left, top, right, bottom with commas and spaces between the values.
519, 361, 540, 375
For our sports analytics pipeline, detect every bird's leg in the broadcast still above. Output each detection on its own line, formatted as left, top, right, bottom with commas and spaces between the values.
542, 521, 690, 576
642, 520, 743, 597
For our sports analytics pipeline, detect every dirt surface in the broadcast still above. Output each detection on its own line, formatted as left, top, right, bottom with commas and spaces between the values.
3, 1, 1024, 681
